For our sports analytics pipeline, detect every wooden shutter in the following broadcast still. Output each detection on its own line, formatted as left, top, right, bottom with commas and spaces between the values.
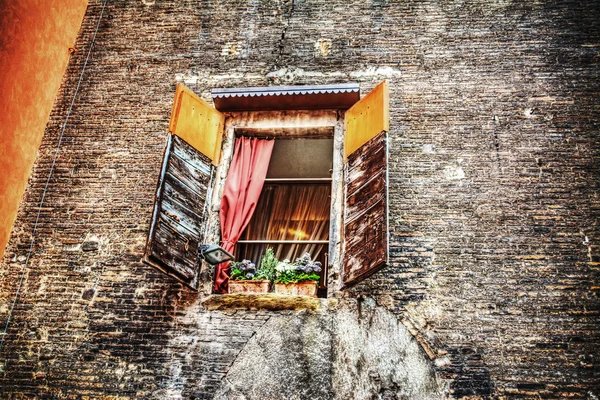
342, 80, 389, 288
169, 84, 224, 165
143, 84, 224, 290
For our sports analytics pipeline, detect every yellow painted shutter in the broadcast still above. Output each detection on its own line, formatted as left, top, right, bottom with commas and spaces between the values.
342, 80, 389, 288
169, 83, 225, 165
143, 85, 222, 290
344, 80, 389, 159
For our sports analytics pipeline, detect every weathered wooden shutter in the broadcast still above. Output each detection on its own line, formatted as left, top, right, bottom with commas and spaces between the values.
143, 84, 224, 290
342, 80, 389, 288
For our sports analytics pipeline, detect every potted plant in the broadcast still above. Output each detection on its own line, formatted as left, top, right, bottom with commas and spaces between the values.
227, 259, 270, 294
274, 253, 322, 297
254, 248, 278, 283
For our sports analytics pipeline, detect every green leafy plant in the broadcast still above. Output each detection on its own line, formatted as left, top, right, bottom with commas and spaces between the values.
255, 248, 278, 281
229, 259, 256, 281
274, 253, 321, 284
230, 250, 280, 281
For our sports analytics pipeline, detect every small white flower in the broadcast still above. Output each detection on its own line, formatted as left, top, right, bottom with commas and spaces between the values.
276, 262, 287, 272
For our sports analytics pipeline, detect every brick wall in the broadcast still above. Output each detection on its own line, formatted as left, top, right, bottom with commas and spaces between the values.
1, 0, 598, 398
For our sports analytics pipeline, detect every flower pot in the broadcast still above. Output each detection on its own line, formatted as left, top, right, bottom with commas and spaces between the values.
228, 280, 270, 294
274, 281, 318, 297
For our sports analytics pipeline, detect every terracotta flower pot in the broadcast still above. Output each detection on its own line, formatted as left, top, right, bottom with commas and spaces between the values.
274, 281, 318, 297
228, 280, 270, 294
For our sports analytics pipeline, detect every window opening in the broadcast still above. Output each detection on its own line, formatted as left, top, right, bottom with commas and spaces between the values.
236, 137, 333, 297
143, 81, 389, 299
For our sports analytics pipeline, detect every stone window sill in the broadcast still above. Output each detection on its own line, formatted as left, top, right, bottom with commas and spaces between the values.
202, 293, 336, 311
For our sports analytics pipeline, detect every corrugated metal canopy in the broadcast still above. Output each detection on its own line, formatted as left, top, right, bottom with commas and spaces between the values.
211, 83, 360, 111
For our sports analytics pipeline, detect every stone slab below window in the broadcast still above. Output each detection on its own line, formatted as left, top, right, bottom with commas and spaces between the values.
202, 293, 339, 311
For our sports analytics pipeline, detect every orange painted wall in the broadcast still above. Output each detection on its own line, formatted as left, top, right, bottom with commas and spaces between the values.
0, 0, 89, 259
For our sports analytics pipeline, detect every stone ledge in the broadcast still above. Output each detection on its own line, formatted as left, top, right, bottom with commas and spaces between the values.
201, 293, 325, 311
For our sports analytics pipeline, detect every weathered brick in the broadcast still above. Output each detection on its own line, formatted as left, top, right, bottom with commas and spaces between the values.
0, 0, 599, 399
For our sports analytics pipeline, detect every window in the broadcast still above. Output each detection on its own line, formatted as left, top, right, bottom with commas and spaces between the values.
143, 81, 389, 293
237, 137, 333, 296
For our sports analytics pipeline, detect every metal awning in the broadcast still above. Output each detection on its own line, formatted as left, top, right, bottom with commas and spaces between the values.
211, 83, 360, 111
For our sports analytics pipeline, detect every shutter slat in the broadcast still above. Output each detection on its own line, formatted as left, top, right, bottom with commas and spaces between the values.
168, 142, 212, 197
345, 134, 386, 224
171, 135, 213, 174
151, 219, 198, 280
162, 178, 204, 229
345, 175, 385, 225
160, 193, 202, 236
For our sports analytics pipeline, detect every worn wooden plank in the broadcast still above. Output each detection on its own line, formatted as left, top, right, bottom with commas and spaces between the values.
160, 192, 203, 237
342, 131, 388, 288
163, 171, 207, 212
167, 150, 211, 197
161, 179, 205, 235
144, 134, 173, 266
150, 218, 198, 280
346, 174, 385, 225
172, 135, 212, 174
343, 198, 387, 286
345, 134, 386, 224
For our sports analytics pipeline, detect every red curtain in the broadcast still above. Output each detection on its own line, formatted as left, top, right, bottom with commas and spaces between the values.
214, 137, 274, 293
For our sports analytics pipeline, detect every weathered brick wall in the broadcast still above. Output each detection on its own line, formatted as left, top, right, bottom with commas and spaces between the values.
1, 0, 598, 398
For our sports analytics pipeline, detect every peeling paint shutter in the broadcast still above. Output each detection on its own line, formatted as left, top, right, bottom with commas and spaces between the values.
342, 80, 389, 288
143, 84, 224, 290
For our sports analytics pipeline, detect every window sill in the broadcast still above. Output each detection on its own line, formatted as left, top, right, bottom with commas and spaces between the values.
202, 293, 335, 311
